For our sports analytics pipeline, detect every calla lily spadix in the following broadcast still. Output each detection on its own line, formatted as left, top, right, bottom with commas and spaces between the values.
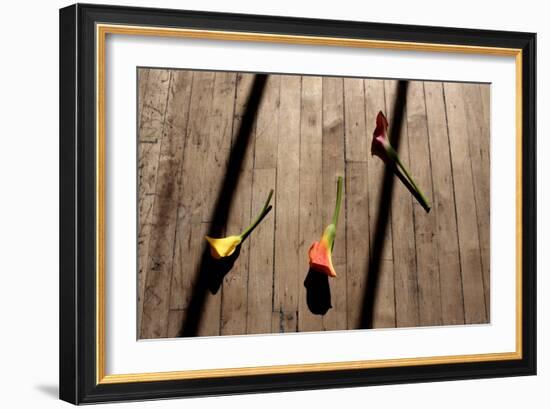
308, 176, 343, 278
371, 111, 431, 212
205, 189, 274, 259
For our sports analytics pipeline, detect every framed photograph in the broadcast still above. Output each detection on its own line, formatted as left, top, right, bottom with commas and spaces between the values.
59, 3, 536, 404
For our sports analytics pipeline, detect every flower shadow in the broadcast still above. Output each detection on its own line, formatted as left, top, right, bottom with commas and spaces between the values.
304, 268, 332, 315
206, 245, 242, 295
206, 205, 272, 294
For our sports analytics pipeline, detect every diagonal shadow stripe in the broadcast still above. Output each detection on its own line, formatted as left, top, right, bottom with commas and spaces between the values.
178, 74, 267, 337
360, 80, 409, 329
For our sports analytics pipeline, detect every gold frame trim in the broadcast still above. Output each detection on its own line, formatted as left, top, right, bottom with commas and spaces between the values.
96, 23, 523, 385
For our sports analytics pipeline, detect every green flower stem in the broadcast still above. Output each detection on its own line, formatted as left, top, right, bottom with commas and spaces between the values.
323, 176, 344, 251
240, 189, 274, 240
387, 146, 431, 211
331, 176, 344, 227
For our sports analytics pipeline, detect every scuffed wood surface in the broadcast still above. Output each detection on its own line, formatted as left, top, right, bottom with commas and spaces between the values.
138, 69, 490, 338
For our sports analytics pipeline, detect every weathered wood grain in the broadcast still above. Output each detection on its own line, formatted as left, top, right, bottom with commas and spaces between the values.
246, 75, 279, 333
345, 161, 369, 328
479, 83, 491, 319
254, 75, 280, 168
194, 222, 221, 336
298, 76, 324, 332
341, 77, 370, 330
406, 81, 442, 326
137, 69, 171, 333
272, 75, 301, 333
167, 71, 233, 338
322, 77, 347, 331
219, 73, 258, 335
167, 309, 186, 338
231, 73, 258, 170
444, 82, 487, 324
385, 80, 419, 328
137, 68, 150, 117
138, 70, 491, 338
247, 168, 276, 334
220, 169, 252, 335
140, 70, 193, 339
137, 193, 155, 334
344, 78, 368, 161
424, 81, 465, 325
201, 72, 238, 223
169, 71, 215, 312
462, 83, 491, 319
364, 78, 396, 328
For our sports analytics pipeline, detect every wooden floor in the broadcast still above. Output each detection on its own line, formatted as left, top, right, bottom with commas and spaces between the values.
137, 68, 490, 339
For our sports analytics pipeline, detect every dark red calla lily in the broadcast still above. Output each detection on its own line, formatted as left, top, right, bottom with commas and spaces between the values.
371, 111, 431, 212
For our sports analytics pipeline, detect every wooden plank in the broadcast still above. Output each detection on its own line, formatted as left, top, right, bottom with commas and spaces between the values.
140, 71, 492, 338
201, 72, 238, 223
246, 74, 278, 334
175, 71, 216, 225
189, 72, 238, 335
462, 83, 491, 319
138, 69, 171, 145
364, 78, 396, 328
167, 228, 220, 337
424, 82, 465, 325
167, 309, 185, 338
321, 77, 347, 331
137, 66, 172, 281
345, 162, 368, 328
137, 68, 150, 116
406, 81, 442, 326
385, 80, 419, 328
231, 73, 258, 170
273, 75, 301, 333
480, 84, 491, 140
343, 78, 368, 161
169, 70, 217, 331
169, 220, 206, 327
272, 311, 283, 333
443, 82, 487, 324
137, 69, 171, 333
138, 91, 169, 196
137, 145, 165, 198
254, 75, 280, 168
246, 168, 276, 334
140, 70, 194, 339
219, 73, 258, 335
480, 83, 491, 319
171, 217, 219, 336
344, 78, 370, 328
137, 193, 155, 334
298, 75, 324, 332
220, 169, 252, 335
194, 223, 221, 336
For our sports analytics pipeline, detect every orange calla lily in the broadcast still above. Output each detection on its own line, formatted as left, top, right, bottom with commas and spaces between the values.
309, 225, 337, 277
205, 189, 273, 259
308, 176, 343, 277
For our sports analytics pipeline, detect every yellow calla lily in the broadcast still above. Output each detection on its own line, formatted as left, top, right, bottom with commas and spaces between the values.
205, 189, 274, 259
205, 235, 242, 259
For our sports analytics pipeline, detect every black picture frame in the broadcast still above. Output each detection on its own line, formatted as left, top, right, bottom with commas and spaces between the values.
59, 3, 536, 404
